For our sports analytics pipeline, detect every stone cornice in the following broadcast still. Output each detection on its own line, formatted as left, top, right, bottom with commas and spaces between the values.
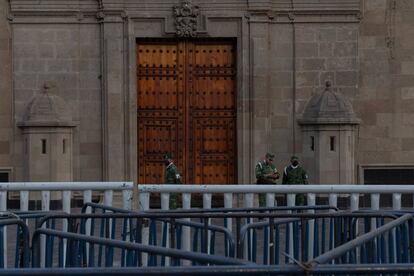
275, 9, 361, 23
246, 9, 361, 23
9, 0, 361, 23
7, 9, 128, 24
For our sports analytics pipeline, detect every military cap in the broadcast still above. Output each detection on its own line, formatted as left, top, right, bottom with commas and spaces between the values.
291, 155, 299, 161
265, 152, 275, 160
164, 152, 173, 160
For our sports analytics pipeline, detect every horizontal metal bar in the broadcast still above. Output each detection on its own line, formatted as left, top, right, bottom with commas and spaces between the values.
0, 265, 301, 275
82, 202, 132, 213
36, 212, 400, 231
2, 264, 414, 275
138, 184, 414, 194
0, 182, 133, 191
0, 212, 20, 219
38, 211, 399, 223
240, 218, 300, 246
84, 202, 337, 214
144, 205, 339, 214
32, 229, 252, 266
82, 203, 234, 240
10, 211, 68, 219
312, 263, 414, 274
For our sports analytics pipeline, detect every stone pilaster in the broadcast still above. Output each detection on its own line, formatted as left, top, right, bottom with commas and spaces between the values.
100, 11, 128, 181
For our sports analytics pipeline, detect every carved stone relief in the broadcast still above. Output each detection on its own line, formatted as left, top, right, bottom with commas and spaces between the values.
173, 0, 200, 38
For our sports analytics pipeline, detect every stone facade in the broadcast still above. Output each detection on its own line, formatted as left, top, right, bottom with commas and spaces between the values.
0, 0, 12, 179
0, 0, 413, 184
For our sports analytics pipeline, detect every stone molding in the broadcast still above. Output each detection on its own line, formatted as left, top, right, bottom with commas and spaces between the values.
7, 9, 127, 24
9, 0, 361, 23
246, 10, 361, 23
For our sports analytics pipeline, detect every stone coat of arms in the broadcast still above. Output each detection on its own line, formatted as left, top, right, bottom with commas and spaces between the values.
173, 0, 199, 38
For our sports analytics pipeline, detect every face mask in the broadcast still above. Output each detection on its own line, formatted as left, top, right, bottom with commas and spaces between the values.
292, 161, 298, 166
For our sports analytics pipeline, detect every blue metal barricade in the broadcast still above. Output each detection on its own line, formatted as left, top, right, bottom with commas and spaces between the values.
1, 211, 67, 268
0, 219, 30, 268
38, 212, 235, 266
34, 206, 342, 267
238, 211, 407, 265
31, 228, 252, 268
2, 205, 414, 274
307, 213, 414, 268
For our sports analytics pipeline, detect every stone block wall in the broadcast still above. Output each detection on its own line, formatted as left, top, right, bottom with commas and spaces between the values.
268, 23, 358, 175
352, 0, 414, 180
13, 24, 102, 181
0, 0, 12, 179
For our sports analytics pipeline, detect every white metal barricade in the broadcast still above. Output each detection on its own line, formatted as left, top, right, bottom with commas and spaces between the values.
0, 182, 133, 268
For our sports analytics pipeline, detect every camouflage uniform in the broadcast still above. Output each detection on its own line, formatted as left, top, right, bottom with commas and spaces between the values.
255, 157, 279, 207
282, 164, 308, 206
165, 161, 182, 209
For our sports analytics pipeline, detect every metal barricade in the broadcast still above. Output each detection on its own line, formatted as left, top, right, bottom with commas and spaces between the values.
38, 204, 238, 266
1, 207, 414, 274
307, 213, 414, 269
0, 219, 30, 268
239, 212, 403, 265
0, 211, 68, 269
33, 207, 366, 267
2, 264, 414, 275
31, 228, 252, 268
0, 182, 133, 268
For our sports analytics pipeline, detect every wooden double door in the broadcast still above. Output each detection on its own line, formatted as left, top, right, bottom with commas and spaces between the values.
137, 39, 237, 185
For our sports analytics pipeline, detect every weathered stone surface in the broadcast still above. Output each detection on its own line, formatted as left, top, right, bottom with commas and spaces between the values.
334, 42, 357, 57
0, 141, 9, 155
401, 87, 414, 99
301, 58, 326, 71
296, 42, 319, 58
319, 42, 334, 57
318, 28, 337, 42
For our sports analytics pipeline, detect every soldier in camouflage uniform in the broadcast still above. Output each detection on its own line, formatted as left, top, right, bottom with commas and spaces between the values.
255, 153, 280, 207
282, 156, 308, 206
164, 153, 182, 209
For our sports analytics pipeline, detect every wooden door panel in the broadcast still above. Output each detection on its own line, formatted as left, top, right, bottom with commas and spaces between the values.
188, 41, 236, 184
137, 41, 185, 184
137, 43, 182, 111
191, 43, 236, 111
196, 118, 234, 154
193, 117, 235, 184
193, 44, 235, 66
138, 118, 183, 183
200, 161, 231, 184
143, 161, 165, 184
137, 44, 179, 65
142, 120, 178, 155
137, 79, 180, 110
137, 40, 236, 186
192, 79, 235, 110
